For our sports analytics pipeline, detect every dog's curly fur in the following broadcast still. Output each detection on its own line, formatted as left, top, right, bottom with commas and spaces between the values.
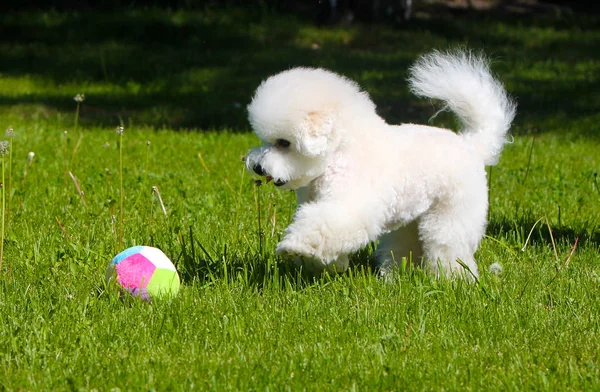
245, 50, 516, 279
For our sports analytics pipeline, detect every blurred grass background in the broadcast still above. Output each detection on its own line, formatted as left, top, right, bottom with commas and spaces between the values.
0, 0, 598, 134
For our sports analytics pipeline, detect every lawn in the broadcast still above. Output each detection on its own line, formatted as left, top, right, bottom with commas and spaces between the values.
0, 3, 599, 391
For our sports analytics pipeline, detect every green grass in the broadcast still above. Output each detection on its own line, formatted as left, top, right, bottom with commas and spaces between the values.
0, 5, 599, 391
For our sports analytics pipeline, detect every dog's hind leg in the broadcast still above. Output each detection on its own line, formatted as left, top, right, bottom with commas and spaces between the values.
374, 220, 423, 275
417, 195, 487, 280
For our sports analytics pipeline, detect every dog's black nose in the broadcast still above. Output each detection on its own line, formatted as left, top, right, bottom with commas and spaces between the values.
253, 164, 266, 176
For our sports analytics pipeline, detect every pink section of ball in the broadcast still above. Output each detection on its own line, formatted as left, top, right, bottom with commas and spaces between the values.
115, 253, 156, 289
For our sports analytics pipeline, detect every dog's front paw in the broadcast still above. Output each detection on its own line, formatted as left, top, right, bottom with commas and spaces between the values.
276, 236, 316, 259
276, 237, 330, 273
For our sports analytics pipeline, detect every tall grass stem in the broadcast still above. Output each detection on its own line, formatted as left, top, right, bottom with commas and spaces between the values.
62, 131, 68, 186
521, 135, 536, 186
6, 132, 13, 223
69, 98, 83, 171
118, 129, 124, 250
68, 171, 87, 207
0, 153, 5, 271
521, 216, 559, 261
152, 185, 168, 218
253, 180, 263, 255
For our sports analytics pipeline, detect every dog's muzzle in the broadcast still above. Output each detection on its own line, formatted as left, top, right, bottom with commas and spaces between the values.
252, 164, 287, 187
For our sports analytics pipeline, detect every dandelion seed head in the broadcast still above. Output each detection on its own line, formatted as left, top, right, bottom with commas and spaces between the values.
0, 140, 9, 155
146, 141, 151, 146
27, 152, 35, 162
489, 262, 503, 275
5, 128, 14, 137
74, 94, 85, 103
115, 126, 124, 135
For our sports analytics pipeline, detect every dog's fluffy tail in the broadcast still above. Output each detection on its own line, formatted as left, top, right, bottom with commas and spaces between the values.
408, 50, 516, 166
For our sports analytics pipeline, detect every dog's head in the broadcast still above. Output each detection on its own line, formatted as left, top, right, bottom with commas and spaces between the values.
245, 67, 374, 190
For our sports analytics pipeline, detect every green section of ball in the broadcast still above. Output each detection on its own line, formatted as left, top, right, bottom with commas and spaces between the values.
146, 268, 181, 299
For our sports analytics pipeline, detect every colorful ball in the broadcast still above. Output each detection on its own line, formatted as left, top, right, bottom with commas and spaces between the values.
105, 246, 180, 300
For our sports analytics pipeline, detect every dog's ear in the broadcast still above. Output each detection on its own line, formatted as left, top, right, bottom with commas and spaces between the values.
298, 110, 334, 157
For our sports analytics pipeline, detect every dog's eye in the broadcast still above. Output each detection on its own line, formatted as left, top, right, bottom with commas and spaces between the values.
275, 139, 291, 148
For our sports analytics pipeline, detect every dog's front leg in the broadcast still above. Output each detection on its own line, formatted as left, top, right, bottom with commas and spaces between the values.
276, 201, 374, 269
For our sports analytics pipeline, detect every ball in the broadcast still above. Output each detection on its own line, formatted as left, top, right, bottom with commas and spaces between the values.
105, 246, 180, 300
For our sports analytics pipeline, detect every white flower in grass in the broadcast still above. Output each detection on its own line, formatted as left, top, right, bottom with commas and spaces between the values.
489, 262, 503, 275
5, 128, 14, 137
115, 126, 124, 135
27, 152, 35, 162
73, 94, 85, 103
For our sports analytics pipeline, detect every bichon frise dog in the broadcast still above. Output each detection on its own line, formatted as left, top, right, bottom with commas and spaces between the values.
245, 50, 516, 279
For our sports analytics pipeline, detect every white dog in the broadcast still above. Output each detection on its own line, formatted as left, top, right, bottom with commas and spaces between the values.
245, 50, 516, 279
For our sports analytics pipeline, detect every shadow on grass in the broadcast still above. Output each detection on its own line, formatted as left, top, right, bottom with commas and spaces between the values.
165, 224, 377, 288
173, 251, 370, 291
0, 5, 598, 135
487, 216, 600, 251
148, 209, 599, 287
